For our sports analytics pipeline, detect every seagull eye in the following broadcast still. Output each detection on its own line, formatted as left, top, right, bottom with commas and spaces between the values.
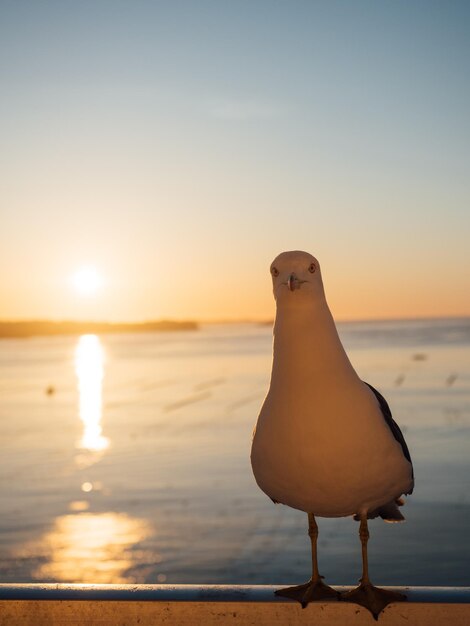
271, 267, 279, 277
308, 263, 316, 273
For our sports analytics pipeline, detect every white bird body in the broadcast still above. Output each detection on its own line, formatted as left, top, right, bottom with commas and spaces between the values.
251, 251, 413, 519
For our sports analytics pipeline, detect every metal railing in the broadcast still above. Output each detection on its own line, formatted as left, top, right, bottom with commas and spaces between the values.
0, 583, 470, 603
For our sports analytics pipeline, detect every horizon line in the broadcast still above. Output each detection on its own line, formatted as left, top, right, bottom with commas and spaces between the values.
1, 314, 469, 325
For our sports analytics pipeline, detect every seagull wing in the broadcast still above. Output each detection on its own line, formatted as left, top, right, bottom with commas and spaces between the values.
363, 381, 414, 494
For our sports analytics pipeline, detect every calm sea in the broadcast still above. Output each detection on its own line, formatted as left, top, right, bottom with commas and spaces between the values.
0, 319, 469, 586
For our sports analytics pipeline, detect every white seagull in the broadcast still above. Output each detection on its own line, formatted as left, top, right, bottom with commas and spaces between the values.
251, 251, 414, 619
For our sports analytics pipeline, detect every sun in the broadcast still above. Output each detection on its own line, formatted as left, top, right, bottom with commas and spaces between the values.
71, 266, 103, 297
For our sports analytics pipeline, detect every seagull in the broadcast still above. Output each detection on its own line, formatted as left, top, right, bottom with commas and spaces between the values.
251, 251, 414, 619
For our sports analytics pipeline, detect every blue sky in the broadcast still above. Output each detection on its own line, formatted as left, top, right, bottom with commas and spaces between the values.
1, 1, 469, 320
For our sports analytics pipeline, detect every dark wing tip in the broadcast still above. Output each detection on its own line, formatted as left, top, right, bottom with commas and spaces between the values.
363, 381, 414, 488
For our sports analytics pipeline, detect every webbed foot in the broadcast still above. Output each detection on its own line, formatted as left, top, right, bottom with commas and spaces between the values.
275, 577, 340, 608
341, 582, 406, 620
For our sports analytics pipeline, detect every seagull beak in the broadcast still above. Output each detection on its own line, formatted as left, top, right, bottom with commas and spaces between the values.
287, 273, 297, 291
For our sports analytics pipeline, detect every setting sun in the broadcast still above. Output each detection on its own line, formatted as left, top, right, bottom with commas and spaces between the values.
71, 267, 103, 297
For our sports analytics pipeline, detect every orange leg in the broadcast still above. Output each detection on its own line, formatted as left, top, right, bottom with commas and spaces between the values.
275, 513, 340, 607
342, 515, 407, 619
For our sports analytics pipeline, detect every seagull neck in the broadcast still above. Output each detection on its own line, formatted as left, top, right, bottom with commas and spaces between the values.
272, 299, 356, 380
273, 298, 334, 337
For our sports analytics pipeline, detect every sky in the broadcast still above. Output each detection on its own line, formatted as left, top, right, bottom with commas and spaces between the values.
1, 0, 469, 322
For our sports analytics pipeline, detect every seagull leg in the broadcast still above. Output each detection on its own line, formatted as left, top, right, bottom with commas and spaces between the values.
275, 513, 340, 607
341, 515, 407, 619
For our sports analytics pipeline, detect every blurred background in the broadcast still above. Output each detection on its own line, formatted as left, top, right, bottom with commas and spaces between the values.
0, 1, 469, 586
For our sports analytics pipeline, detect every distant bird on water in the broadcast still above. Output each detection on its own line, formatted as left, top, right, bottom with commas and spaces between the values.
251, 251, 414, 619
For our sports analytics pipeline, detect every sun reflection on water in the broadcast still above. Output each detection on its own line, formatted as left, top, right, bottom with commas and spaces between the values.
75, 334, 109, 453
31, 512, 151, 583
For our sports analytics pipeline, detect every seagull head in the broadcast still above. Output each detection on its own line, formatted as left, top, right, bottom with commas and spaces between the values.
270, 250, 325, 304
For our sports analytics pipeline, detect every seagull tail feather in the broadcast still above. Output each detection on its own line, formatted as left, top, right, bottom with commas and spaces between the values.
354, 498, 406, 522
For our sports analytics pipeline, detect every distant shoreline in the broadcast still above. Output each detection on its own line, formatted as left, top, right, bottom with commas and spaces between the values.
1, 315, 468, 339
0, 320, 198, 338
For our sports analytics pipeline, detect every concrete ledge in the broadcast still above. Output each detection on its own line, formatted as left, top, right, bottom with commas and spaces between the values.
1, 585, 470, 625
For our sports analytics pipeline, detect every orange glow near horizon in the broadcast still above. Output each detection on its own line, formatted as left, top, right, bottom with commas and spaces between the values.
0, 248, 469, 323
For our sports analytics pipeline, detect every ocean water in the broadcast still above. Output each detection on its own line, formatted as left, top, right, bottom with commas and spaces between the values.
0, 319, 469, 587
